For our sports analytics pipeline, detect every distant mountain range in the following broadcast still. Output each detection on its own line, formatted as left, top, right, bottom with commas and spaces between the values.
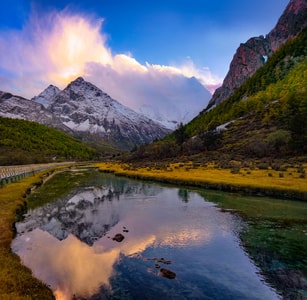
0, 77, 170, 150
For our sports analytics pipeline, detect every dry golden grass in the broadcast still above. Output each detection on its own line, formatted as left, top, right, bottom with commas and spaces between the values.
95, 162, 307, 200
0, 173, 55, 299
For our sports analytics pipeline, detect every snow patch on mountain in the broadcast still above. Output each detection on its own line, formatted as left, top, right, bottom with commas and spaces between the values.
63, 120, 109, 134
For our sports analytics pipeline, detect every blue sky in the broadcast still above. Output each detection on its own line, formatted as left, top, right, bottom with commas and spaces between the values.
0, 0, 289, 126
1, 0, 288, 76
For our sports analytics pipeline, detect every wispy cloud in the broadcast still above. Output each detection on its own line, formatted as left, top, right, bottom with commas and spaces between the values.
0, 8, 221, 126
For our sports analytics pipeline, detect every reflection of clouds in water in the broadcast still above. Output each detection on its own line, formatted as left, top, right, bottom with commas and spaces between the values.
159, 228, 212, 248
12, 200, 217, 299
12, 229, 119, 300
12, 227, 158, 299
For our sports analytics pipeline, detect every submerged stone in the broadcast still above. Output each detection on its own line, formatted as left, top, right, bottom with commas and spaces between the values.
160, 268, 176, 279
112, 233, 125, 242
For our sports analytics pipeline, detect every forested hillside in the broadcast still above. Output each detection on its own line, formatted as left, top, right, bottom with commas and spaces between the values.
0, 117, 98, 165
128, 27, 307, 162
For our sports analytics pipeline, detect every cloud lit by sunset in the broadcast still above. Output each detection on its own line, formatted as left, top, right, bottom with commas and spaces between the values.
0, 8, 219, 125
46, 14, 112, 83
0, 11, 114, 93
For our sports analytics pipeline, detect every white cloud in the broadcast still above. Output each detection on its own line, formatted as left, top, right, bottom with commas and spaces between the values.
174, 57, 222, 94
0, 9, 221, 128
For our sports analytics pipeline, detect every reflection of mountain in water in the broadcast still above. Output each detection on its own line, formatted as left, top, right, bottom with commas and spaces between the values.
16, 173, 164, 246
17, 187, 121, 245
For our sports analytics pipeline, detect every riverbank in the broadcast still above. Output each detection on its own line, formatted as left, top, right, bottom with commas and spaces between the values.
95, 161, 307, 201
0, 171, 55, 299
1, 160, 306, 299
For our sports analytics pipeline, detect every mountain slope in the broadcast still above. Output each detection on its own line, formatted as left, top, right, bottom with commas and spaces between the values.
182, 28, 307, 156
0, 91, 71, 133
187, 27, 307, 136
0, 116, 98, 165
208, 0, 307, 108
127, 25, 307, 161
1, 78, 170, 152
133, 75, 212, 129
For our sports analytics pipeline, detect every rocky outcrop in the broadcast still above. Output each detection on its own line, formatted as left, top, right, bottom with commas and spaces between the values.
160, 268, 176, 279
209, 36, 271, 106
208, 0, 307, 108
267, 0, 307, 52
31, 85, 61, 108
112, 233, 125, 242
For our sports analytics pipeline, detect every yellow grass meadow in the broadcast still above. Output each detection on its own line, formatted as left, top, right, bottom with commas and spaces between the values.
95, 162, 307, 200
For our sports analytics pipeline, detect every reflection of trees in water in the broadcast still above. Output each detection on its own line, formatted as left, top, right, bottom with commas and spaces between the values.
89, 172, 164, 197
178, 189, 189, 203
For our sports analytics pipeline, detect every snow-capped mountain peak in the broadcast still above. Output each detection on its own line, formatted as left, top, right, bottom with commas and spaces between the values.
1, 77, 170, 150
31, 84, 61, 108
34, 77, 171, 150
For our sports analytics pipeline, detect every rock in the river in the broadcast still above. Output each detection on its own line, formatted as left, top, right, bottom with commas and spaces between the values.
112, 233, 125, 242
156, 258, 171, 265
160, 268, 176, 279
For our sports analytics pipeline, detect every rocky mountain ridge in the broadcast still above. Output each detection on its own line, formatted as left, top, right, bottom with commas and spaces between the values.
0, 91, 72, 133
208, 0, 307, 108
1, 77, 170, 150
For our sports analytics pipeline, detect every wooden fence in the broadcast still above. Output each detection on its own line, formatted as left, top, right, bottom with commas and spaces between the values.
0, 162, 72, 186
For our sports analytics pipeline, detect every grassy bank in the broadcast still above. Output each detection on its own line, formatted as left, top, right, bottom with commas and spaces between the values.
0, 172, 55, 300
0, 165, 100, 299
27, 167, 97, 210
95, 161, 307, 200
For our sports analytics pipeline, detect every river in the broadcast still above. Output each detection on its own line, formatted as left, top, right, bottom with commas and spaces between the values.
12, 168, 306, 299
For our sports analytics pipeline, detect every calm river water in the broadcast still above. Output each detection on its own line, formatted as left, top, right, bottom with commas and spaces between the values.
12, 170, 281, 299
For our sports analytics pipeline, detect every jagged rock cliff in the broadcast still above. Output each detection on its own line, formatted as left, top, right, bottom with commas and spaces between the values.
267, 0, 307, 51
208, 0, 307, 108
